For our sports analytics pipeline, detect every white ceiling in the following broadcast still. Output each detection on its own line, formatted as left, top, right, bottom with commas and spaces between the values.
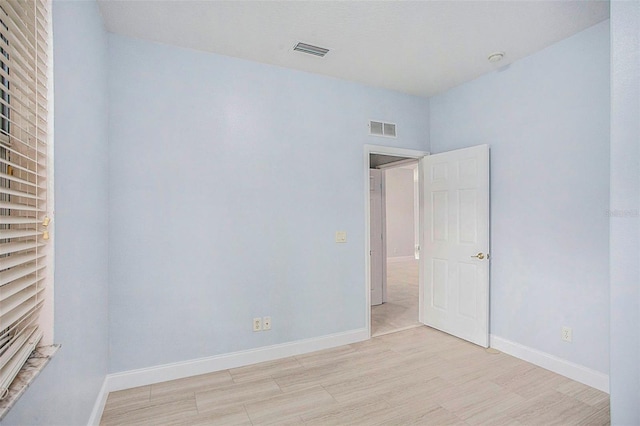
97, 1, 609, 98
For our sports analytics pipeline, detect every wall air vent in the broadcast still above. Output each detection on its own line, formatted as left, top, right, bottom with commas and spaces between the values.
293, 42, 329, 57
369, 120, 397, 138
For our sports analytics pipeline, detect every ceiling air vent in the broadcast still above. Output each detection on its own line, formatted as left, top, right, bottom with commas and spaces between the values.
293, 42, 329, 57
369, 120, 397, 138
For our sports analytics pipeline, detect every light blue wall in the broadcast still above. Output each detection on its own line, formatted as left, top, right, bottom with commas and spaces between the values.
2, 1, 110, 425
609, 1, 640, 423
429, 21, 610, 374
107, 35, 430, 373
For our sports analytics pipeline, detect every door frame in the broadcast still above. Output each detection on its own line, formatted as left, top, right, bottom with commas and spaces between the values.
364, 144, 429, 337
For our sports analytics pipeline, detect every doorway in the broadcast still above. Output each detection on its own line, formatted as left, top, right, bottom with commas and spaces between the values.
365, 145, 427, 337
370, 160, 421, 336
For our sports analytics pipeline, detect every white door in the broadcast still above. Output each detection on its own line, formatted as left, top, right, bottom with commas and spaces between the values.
370, 169, 386, 306
421, 145, 490, 347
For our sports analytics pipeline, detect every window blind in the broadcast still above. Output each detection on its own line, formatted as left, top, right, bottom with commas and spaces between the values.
0, 0, 49, 398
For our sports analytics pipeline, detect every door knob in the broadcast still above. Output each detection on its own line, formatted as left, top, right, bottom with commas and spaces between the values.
471, 252, 485, 260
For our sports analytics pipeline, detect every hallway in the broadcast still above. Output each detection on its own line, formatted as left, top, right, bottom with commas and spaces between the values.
371, 258, 420, 337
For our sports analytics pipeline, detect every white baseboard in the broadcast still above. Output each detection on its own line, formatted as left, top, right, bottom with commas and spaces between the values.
87, 377, 109, 426
490, 335, 609, 393
104, 328, 368, 393
387, 256, 415, 263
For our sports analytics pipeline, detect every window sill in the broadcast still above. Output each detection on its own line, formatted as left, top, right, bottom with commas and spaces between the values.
0, 344, 60, 421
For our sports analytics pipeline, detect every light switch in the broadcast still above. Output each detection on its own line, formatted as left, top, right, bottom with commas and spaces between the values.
335, 231, 347, 243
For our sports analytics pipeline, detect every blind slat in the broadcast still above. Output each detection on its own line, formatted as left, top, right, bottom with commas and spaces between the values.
0, 229, 40, 240
0, 297, 43, 340
0, 171, 39, 188
0, 103, 43, 146
0, 263, 45, 287
0, 96, 42, 132
0, 274, 44, 301
0, 201, 44, 213
0, 186, 42, 200
0, 216, 39, 226
0, 325, 39, 373
0, 79, 40, 120
0, 66, 39, 105
0, 327, 41, 395
0, 303, 41, 355
0, 251, 44, 271
0, 286, 39, 318
0, 241, 44, 256
0, 141, 48, 168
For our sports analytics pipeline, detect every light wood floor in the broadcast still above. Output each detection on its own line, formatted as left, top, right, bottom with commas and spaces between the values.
371, 259, 420, 337
101, 326, 609, 425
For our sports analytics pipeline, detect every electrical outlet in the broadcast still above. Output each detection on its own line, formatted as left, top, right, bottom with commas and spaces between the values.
253, 317, 262, 332
263, 316, 271, 330
561, 326, 572, 342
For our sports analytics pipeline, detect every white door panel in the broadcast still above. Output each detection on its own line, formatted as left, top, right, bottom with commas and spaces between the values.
421, 145, 490, 347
